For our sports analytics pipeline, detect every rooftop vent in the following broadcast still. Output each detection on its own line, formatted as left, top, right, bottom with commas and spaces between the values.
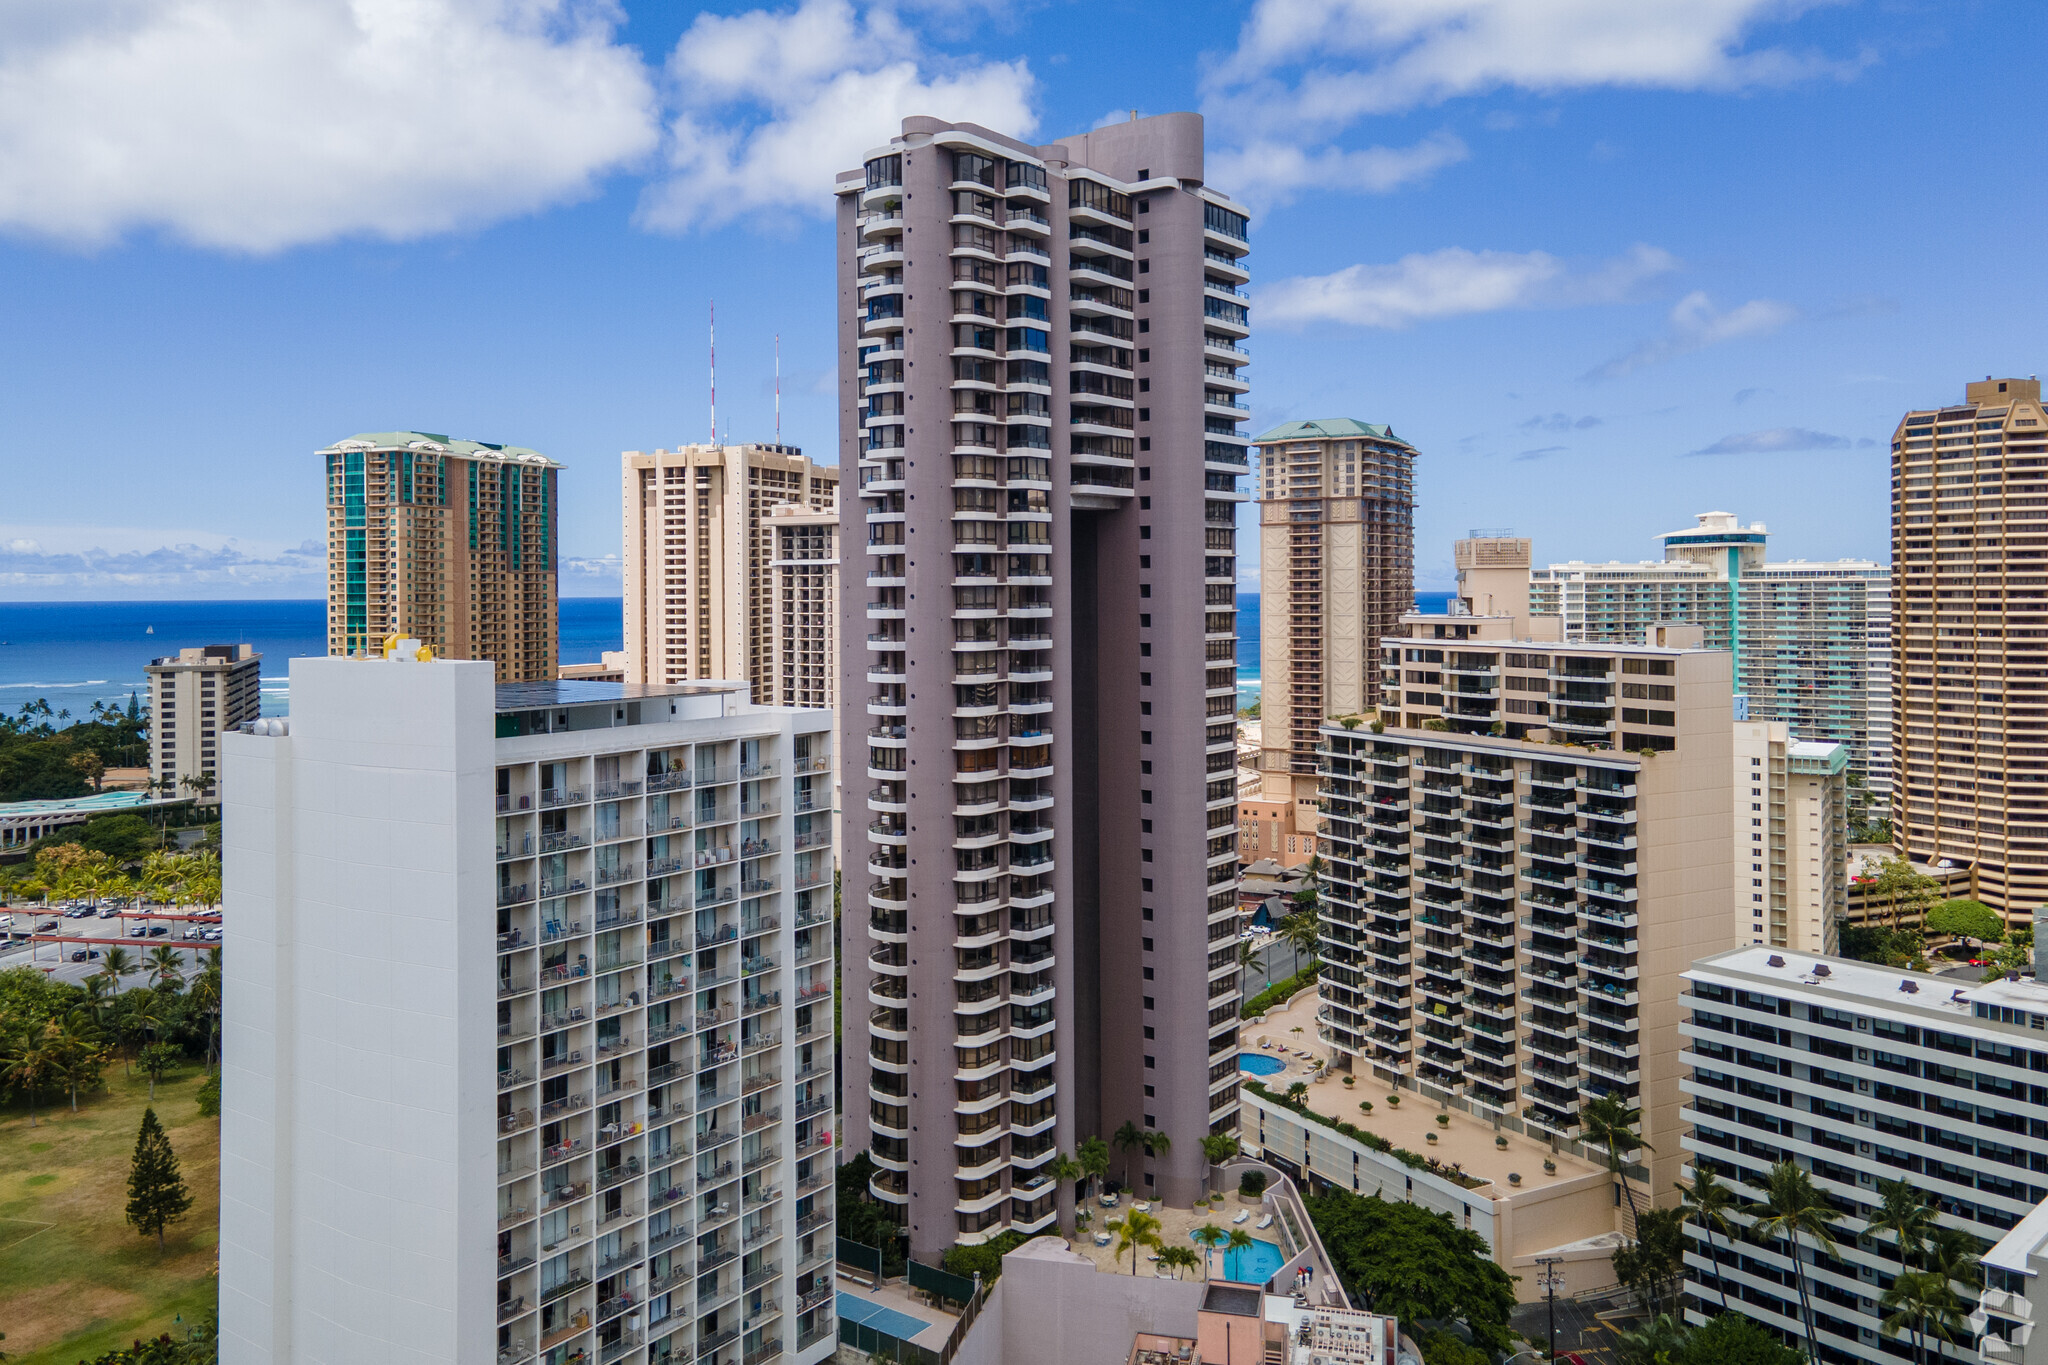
1900, 980, 1919, 994
1952, 990, 1969, 1002
1812, 964, 1832, 978
1767, 955, 1785, 968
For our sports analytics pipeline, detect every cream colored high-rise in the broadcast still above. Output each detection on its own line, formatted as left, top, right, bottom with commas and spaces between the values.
1892, 377, 2048, 918
1732, 721, 1847, 954
1315, 601, 1733, 1207
621, 443, 838, 702
1251, 419, 1417, 847
147, 644, 262, 799
765, 502, 838, 710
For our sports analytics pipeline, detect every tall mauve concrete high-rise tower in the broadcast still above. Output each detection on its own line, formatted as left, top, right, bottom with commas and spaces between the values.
834, 114, 1252, 1259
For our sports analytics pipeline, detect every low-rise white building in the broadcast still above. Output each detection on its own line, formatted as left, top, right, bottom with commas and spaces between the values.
220, 654, 835, 1365
1683, 948, 2048, 1363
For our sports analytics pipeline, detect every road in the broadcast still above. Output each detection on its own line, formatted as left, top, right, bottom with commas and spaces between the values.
1241, 931, 1313, 998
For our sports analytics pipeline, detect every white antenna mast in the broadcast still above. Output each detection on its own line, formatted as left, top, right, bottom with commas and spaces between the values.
775, 333, 782, 444
709, 299, 717, 446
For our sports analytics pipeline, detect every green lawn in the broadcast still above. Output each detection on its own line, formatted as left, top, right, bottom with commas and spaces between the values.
0, 1063, 220, 1365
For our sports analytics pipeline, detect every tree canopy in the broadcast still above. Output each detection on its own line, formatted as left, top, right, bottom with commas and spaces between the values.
1304, 1188, 1518, 1354
1926, 898, 2004, 945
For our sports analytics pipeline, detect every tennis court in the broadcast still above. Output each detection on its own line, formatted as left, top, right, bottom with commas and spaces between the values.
837, 1291, 934, 1341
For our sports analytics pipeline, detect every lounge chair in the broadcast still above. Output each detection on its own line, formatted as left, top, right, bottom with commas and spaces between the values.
1256, 1214, 1274, 1230
1232, 1210, 1250, 1225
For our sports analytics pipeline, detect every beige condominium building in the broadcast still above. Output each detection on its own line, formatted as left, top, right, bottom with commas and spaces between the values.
1893, 376, 2048, 917
147, 644, 262, 800
1251, 419, 1418, 849
1732, 721, 1848, 955
1314, 599, 1733, 1208
765, 503, 838, 711
620, 443, 838, 704
836, 113, 1251, 1259
319, 431, 561, 683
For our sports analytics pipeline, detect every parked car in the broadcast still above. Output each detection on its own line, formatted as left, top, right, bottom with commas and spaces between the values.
99, 906, 121, 919
69, 948, 100, 963
37, 919, 58, 932
129, 926, 148, 937
147, 925, 169, 937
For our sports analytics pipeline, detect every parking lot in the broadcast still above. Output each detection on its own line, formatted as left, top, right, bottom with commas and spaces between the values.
0, 899, 221, 987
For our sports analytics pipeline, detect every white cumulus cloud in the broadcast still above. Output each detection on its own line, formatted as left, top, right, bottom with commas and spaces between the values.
638, 0, 1036, 232
1207, 0, 1861, 133
1585, 289, 1797, 379
1199, 0, 1865, 213
1208, 129, 1468, 208
1259, 243, 1675, 329
0, 0, 661, 253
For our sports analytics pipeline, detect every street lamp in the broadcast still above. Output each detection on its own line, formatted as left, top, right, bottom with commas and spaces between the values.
1531, 1255, 1567, 1363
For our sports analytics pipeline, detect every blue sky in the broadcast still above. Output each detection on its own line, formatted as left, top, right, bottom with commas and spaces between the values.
1, 0, 2040, 599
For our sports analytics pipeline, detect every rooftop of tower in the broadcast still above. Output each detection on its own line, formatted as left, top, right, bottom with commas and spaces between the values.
319, 431, 559, 467
1254, 418, 1403, 444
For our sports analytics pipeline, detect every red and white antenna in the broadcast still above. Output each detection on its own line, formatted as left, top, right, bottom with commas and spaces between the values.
775, 333, 782, 443
709, 299, 717, 446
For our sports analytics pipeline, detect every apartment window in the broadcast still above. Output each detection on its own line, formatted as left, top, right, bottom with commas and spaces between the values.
1144, 1056, 1155, 1068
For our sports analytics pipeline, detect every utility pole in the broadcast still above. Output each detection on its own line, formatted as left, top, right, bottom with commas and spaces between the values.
1534, 1255, 1564, 1363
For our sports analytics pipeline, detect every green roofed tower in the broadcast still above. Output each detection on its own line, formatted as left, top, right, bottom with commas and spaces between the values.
319, 431, 561, 683
1248, 418, 1418, 866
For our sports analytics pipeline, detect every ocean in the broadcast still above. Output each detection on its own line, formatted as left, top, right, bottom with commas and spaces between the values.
0, 599, 626, 719
1233, 589, 1452, 707
0, 591, 1450, 717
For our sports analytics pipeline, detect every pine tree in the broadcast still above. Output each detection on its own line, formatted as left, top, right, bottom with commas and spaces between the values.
125, 1107, 193, 1252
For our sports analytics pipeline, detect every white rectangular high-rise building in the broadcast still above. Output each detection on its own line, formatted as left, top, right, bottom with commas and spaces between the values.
1528, 511, 1892, 800
1682, 947, 2048, 1363
220, 655, 836, 1365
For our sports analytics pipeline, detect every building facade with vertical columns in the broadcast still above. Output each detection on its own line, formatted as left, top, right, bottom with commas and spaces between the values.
621, 443, 838, 701
1891, 378, 2048, 918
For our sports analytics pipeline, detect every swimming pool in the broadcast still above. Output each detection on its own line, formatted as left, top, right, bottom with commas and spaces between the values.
1190, 1230, 1287, 1284
1238, 1054, 1285, 1076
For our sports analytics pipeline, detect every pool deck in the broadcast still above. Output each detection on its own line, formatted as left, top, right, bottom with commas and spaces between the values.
1067, 1189, 1276, 1280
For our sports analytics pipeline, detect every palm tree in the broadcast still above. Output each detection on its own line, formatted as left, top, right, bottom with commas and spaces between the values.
52, 1014, 106, 1112
1924, 1223, 1982, 1351
1142, 1128, 1171, 1181
1613, 1313, 1689, 1365
96, 945, 138, 994
1678, 1165, 1740, 1313
1200, 1132, 1241, 1194
1077, 1135, 1111, 1199
138, 851, 181, 909
190, 949, 223, 1075
1192, 1223, 1226, 1280
1868, 1176, 1936, 1274
1159, 1245, 1200, 1279
1880, 1269, 1946, 1365
1224, 1228, 1256, 1282
1108, 1208, 1162, 1274
1112, 1119, 1146, 1187
1751, 1159, 1843, 1362
1578, 1091, 1652, 1232
1, 1022, 63, 1127
145, 944, 186, 994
